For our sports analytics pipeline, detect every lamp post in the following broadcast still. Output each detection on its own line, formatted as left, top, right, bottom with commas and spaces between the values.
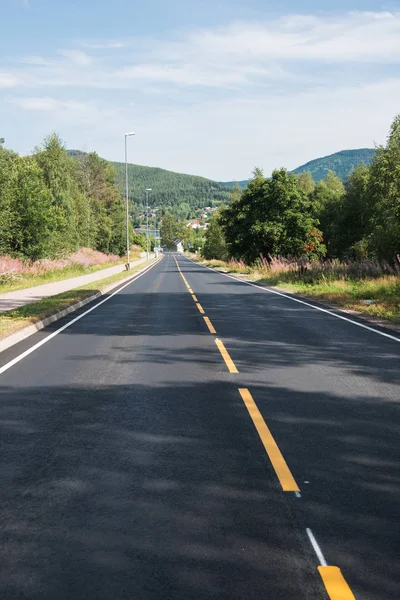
125, 132, 135, 268
145, 188, 152, 261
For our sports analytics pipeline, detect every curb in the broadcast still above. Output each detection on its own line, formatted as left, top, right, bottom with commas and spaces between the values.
0, 258, 161, 355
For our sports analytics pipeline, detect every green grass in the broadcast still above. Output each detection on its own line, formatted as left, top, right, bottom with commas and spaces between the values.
272, 277, 400, 323
194, 256, 400, 324
0, 258, 157, 340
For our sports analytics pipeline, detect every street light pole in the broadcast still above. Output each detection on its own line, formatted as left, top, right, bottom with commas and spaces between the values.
125, 132, 135, 268
145, 188, 152, 261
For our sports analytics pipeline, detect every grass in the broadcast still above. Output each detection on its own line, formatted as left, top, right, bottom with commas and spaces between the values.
265, 277, 400, 323
0, 258, 157, 341
192, 255, 400, 324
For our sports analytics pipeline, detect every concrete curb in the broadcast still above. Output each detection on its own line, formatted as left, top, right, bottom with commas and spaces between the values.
0, 258, 161, 355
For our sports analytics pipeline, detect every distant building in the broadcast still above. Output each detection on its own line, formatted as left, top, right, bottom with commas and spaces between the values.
170, 239, 184, 253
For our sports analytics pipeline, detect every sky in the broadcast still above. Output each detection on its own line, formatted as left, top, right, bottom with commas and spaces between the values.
1, 0, 400, 180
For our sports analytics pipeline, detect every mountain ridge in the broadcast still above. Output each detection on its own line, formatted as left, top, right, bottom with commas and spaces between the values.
221, 148, 375, 187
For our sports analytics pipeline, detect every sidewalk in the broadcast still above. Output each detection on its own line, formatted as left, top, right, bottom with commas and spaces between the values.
0, 256, 152, 314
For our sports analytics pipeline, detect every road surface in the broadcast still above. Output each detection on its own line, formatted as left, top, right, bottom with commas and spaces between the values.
0, 253, 398, 599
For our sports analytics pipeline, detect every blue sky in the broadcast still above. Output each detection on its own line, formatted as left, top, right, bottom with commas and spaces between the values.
2, 0, 400, 179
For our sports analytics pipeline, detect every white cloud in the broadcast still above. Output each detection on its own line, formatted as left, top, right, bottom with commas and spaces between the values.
59, 49, 93, 66
5, 11, 400, 94
0, 73, 19, 88
3, 10, 400, 178
158, 11, 400, 65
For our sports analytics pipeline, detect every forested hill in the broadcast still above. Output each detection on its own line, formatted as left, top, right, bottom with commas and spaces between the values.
222, 148, 376, 188
292, 148, 375, 182
68, 150, 232, 220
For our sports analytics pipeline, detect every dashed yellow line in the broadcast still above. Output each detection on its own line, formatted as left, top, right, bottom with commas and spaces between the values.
318, 567, 356, 600
196, 302, 205, 315
203, 316, 216, 334
238, 388, 300, 492
174, 255, 218, 336
215, 339, 239, 373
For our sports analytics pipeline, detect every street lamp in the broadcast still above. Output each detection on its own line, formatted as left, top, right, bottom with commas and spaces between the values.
125, 132, 135, 268
145, 188, 152, 261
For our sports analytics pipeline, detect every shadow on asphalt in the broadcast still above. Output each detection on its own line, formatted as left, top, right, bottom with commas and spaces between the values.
0, 378, 398, 598
0, 380, 328, 600
0, 256, 398, 599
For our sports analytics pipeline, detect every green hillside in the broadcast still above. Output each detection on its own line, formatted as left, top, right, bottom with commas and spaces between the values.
292, 148, 375, 182
68, 148, 376, 221
112, 161, 231, 218
221, 180, 249, 189
68, 150, 232, 221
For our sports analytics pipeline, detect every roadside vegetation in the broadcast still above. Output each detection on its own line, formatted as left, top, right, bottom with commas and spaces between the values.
199, 113, 400, 324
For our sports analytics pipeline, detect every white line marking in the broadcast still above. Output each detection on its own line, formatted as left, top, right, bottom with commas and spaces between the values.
0, 259, 162, 376
306, 528, 328, 567
183, 256, 400, 344
295, 492, 302, 498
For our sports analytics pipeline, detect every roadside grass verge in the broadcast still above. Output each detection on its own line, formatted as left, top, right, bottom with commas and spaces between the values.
0, 259, 157, 341
192, 255, 400, 324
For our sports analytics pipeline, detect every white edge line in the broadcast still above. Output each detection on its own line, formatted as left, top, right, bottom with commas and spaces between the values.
0, 258, 162, 377
306, 528, 328, 567
183, 256, 400, 344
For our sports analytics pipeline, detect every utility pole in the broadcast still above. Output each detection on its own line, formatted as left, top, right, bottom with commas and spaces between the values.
145, 188, 152, 261
124, 132, 135, 268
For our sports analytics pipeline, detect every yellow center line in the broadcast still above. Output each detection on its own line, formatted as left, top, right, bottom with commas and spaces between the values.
215, 339, 239, 373
318, 567, 356, 600
196, 302, 205, 315
174, 256, 218, 336
238, 388, 300, 492
203, 316, 216, 334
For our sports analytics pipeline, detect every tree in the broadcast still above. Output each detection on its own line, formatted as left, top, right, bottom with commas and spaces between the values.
74, 151, 126, 254
160, 213, 180, 249
296, 171, 315, 196
312, 171, 345, 257
338, 163, 370, 258
222, 168, 323, 263
35, 133, 77, 254
0, 145, 18, 255
11, 157, 54, 259
367, 114, 400, 261
202, 212, 228, 260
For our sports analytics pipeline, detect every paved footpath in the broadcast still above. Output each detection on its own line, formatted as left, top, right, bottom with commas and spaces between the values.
0, 257, 152, 314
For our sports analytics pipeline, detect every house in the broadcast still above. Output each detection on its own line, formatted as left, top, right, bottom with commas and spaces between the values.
170, 239, 184, 253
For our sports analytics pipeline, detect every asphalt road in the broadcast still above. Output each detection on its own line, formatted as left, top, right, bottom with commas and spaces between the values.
0, 253, 398, 599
